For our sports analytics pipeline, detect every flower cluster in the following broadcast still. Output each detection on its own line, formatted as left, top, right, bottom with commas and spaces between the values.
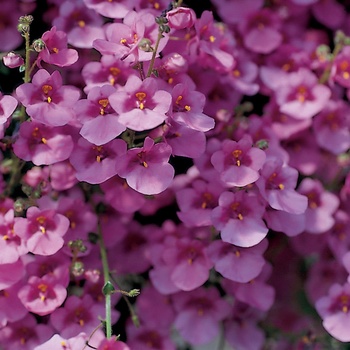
0, 0, 350, 349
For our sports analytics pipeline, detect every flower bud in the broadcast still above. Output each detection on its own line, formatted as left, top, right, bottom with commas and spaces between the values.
32, 39, 45, 52
166, 7, 196, 30
2, 52, 24, 68
163, 53, 188, 73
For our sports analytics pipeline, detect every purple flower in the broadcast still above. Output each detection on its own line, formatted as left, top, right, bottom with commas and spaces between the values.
212, 191, 268, 247
316, 283, 350, 342
2, 52, 24, 69
172, 287, 230, 345
70, 137, 126, 184
0, 92, 18, 124
274, 68, 331, 120
109, 75, 171, 132
76, 84, 126, 145
117, 137, 174, 195
14, 206, 70, 256
13, 121, 74, 165
18, 274, 67, 316
83, 0, 132, 19
207, 239, 268, 283
211, 134, 266, 187
15, 69, 80, 126
169, 83, 215, 132
256, 158, 308, 214
38, 26, 78, 67
166, 7, 196, 30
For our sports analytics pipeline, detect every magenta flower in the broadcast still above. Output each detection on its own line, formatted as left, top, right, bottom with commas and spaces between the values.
208, 239, 268, 283
14, 206, 70, 256
53, 0, 105, 48
94, 11, 167, 63
211, 134, 266, 187
0, 259, 25, 290
109, 75, 171, 132
33, 333, 88, 350
83, 0, 131, 19
76, 84, 126, 145
69, 137, 126, 184
169, 83, 215, 132
332, 46, 350, 88
0, 209, 28, 264
316, 283, 350, 342
37, 26, 78, 67
172, 287, 230, 345
13, 121, 74, 165
0, 92, 18, 124
256, 158, 308, 214
212, 191, 268, 247
97, 336, 130, 350
312, 99, 350, 155
0, 2, 23, 51
117, 137, 174, 195
274, 68, 331, 120
49, 294, 110, 338
238, 8, 283, 54
0, 313, 53, 349
298, 178, 339, 234
15, 69, 80, 126
18, 274, 67, 316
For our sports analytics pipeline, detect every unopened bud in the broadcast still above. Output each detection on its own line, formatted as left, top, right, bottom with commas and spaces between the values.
138, 38, 153, 52
32, 39, 45, 52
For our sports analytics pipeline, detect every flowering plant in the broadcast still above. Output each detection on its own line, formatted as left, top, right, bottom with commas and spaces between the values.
0, 0, 350, 349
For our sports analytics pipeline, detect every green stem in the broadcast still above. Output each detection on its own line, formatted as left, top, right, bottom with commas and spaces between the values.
97, 221, 113, 339
146, 30, 164, 78
23, 31, 31, 84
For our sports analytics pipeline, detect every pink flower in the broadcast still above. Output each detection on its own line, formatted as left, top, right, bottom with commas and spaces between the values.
109, 75, 171, 132
117, 137, 174, 195
83, 0, 131, 19
14, 206, 70, 256
212, 191, 268, 248
274, 68, 331, 120
211, 134, 266, 187
13, 121, 74, 165
18, 274, 67, 316
15, 69, 80, 126
256, 158, 308, 214
69, 137, 126, 184
0, 92, 18, 124
316, 283, 350, 342
172, 287, 230, 345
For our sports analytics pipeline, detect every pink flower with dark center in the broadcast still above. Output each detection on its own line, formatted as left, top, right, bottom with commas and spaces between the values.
211, 134, 266, 187
312, 99, 350, 155
212, 191, 268, 247
69, 137, 126, 184
274, 68, 331, 120
316, 283, 350, 342
256, 158, 308, 214
93, 11, 167, 63
13, 121, 74, 165
117, 137, 174, 195
14, 206, 70, 256
0, 313, 53, 349
207, 239, 268, 283
75, 84, 126, 145
169, 83, 215, 132
298, 178, 339, 234
53, 0, 105, 48
0, 92, 18, 124
38, 26, 78, 67
15, 69, 80, 126
49, 294, 111, 338
109, 75, 171, 132
0, 209, 28, 264
238, 8, 283, 54
172, 287, 230, 345
18, 274, 67, 316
